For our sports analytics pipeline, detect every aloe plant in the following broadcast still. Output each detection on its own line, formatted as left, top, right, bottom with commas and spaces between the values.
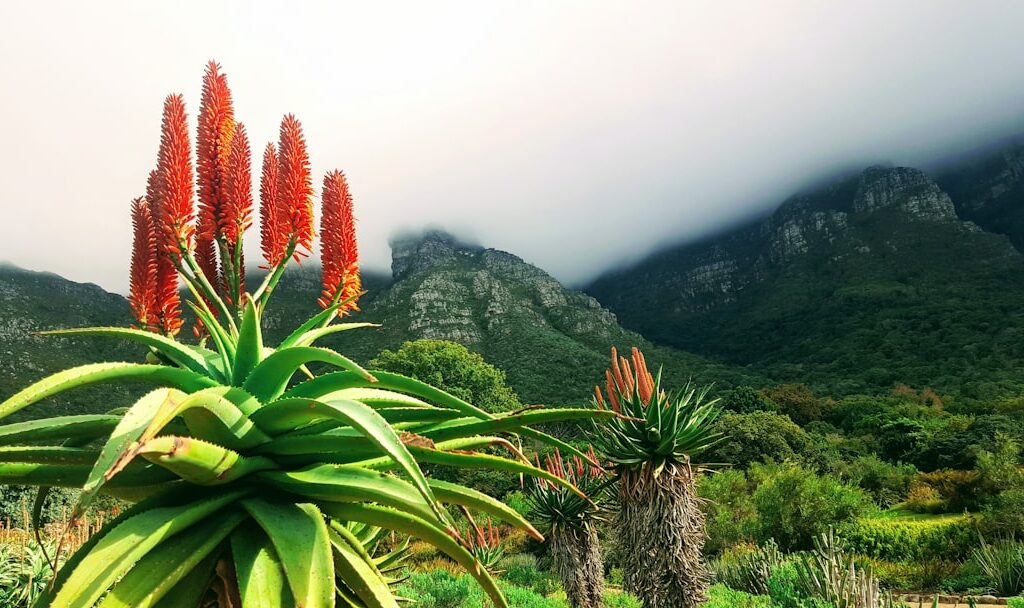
587, 347, 722, 608
0, 61, 612, 608
525, 448, 608, 608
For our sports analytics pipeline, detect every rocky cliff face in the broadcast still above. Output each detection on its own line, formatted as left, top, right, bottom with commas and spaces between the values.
586, 164, 1024, 396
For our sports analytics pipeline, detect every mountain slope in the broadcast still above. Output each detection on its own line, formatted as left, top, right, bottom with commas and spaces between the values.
264, 231, 758, 407
587, 166, 1024, 399
0, 263, 143, 420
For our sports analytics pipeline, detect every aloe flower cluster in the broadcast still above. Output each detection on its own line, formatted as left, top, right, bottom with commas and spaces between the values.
0, 62, 613, 608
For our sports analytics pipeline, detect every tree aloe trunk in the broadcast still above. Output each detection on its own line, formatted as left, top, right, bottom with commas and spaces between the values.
551, 524, 604, 608
617, 463, 709, 608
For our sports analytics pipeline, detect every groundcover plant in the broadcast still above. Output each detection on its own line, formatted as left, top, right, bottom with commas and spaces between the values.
0, 62, 612, 608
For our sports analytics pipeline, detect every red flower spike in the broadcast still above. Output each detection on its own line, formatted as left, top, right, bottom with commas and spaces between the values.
196, 61, 236, 243
221, 123, 253, 246
128, 197, 158, 332
276, 114, 314, 256
319, 170, 361, 311
156, 94, 196, 257
145, 169, 183, 337
259, 143, 287, 267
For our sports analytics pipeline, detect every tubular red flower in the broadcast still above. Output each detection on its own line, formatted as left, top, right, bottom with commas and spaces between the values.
156, 94, 196, 257
146, 169, 183, 337
319, 170, 360, 311
259, 143, 287, 267
128, 197, 158, 332
196, 61, 236, 244
276, 114, 313, 255
221, 123, 252, 246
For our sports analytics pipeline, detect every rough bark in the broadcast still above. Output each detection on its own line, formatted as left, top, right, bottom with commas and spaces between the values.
551, 524, 605, 608
617, 462, 709, 608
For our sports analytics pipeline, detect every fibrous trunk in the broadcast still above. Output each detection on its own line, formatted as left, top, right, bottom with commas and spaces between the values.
551, 524, 604, 608
617, 462, 709, 608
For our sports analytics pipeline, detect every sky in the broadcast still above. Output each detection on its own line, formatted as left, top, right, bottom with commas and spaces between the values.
3, 1, 1024, 293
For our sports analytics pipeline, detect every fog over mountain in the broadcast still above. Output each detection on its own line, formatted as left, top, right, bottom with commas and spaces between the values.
3, 1, 1024, 292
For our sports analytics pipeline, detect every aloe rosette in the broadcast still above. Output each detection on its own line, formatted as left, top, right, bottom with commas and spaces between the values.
0, 62, 612, 608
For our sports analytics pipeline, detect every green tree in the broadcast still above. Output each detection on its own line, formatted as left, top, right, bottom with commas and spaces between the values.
706, 411, 809, 468
720, 386, 778, 414
762, 384, 823, 426
371, 340, 521, 413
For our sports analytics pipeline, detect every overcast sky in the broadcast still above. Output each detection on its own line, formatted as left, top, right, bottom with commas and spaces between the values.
3, 1, 1024, 293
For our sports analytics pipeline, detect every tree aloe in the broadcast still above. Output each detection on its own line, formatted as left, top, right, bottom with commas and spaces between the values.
0, 61, 612, 608
587, 347, 722, 608
524, 447, 608, 608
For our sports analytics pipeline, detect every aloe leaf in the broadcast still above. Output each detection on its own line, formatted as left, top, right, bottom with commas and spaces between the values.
76, 388, 186, 515
231, 522, 294, 608
286, 371, 491, 420
419, 408, 616, 442
138, 436, 277, 485
98, 510, 245, 608
329, 525, 399, 608
251, 397, 444, 523
0, 363, 216, 422
0, 414, 120, 445
427, 479, 543, 541
187, 300, 234, 367
231, 299, 264, 385
149, 549, 219, 608
257, 465, 436, 522
0, 461, 176, 488
322, 502, 508, 608
241, 499, 335, 608
142, 386, 269, 450
277, 301, 343, 349
50, 490, 246, 608
243, 347, 375, 402
39, 327, 212, 376
290, 322, 379, 349
406, 446, 587, 498
0, 446, 98, 466
324, 388, 436, 409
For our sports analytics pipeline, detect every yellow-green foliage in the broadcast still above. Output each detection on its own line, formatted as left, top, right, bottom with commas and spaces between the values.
841, 509, 978, 562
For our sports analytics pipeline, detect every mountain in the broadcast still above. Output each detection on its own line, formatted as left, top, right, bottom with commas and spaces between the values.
0, 263, 143, 421
587, 159, 1024, 400
264, 230, 757, 407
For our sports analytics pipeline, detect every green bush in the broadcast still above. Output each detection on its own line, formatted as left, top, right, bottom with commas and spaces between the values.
500, 554, 559, 596
601, 590, 642, 608
398, 569, 570, 608
752, 464, 872, 551
706, 411, 810, 468
836, 455, 917, 507
711, 540, 785, 595
972, 537, 1024, 596
765, 562, 831, 608
1007, 598, 1024, 608
840, 511, 978, 562
698, 469, 759, 554
702, 584, 776, 608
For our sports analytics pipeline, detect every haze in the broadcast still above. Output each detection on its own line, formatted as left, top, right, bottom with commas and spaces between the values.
3, 1, 1024, 293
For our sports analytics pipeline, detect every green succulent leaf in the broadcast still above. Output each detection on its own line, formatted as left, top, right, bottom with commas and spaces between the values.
241, 499, 335, 608
231, 299, 264, 385
0, 414, 120, 445
39, 327, 213, 377
243, 347, 376, 402
231, 523, 295, 608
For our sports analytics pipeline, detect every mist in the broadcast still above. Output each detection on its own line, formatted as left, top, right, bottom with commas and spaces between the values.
3, 1, 1024, 293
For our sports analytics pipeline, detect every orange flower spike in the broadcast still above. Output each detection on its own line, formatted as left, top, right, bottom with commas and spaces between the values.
156, 94, 196, 257
259, 143, 286, 267
605, 370, 621, 413
276, 114, 314, 256
222, 122, 253, 245
593, 385, 606, 410
620, 357, 636, 397
610, 346, 626, 393
128, 197, 158, 332
196, 61, 236, 243
146, 168, 183, 337
319, 170, 361, 311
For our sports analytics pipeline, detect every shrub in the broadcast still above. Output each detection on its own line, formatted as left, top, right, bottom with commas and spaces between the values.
601, 590, 643, 608
752, 464, 872, 551
904, 484, 945, 514
702, 584, 776, 608
762, 384, 823, 426
841, 511, 978, 562
500, 554, 559, 596
766, 562, 832, 608
913, 469, 983, 511
720, 386, 778, 414
837, 455, 917, 507
698, 469, 759, 554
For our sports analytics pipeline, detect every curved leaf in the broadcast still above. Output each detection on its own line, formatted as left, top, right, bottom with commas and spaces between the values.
40, 327, 212, 376
142, 386, 269, 449
0, 362, 216, 421
243, 347, 375, 402
98, 510, 244, 608
138, 436, 276, 485
0, 414, 119, 445
241, 499, 335, 608
231, 299, 263, 386
428, 479, 543, 541
231, 522, 294, 608
329, 525, 399, 608
290, 322, 379, 349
